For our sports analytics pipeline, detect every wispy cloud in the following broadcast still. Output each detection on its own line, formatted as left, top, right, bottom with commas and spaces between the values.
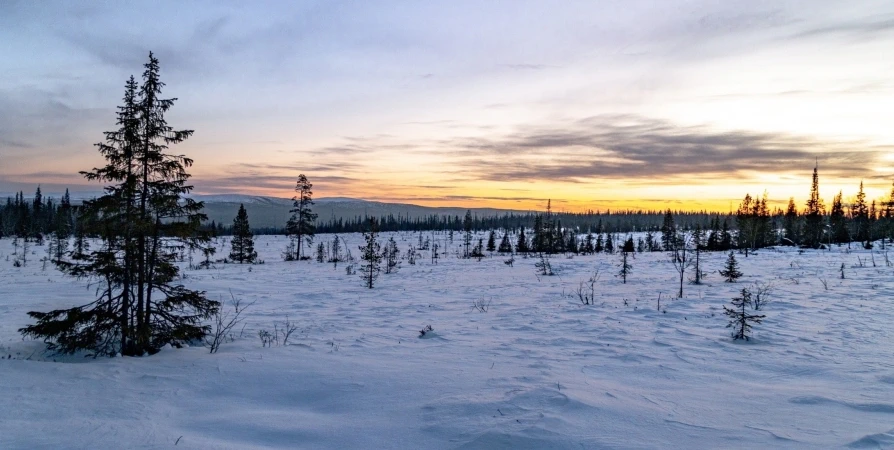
439, 115, 888, 182
789, 16, 894, 40
502, 63, 552, 71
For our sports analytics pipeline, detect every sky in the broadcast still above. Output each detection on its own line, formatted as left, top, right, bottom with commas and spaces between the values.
1, 0, 893, 212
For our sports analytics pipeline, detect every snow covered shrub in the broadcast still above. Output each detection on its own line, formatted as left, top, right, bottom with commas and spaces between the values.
535, 253, 554, 277
276, 317, 299, 346
472, 299, 490, 313
576, 271, 599, 305
407, 246, 417, 265
751, 282, 773, 311
205, 295, 254, 354
258, 329, 275, 347
282, 240, 298, 261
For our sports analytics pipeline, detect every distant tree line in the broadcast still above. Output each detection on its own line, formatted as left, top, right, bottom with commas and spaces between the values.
0, 187, 77, 243
5, 169, 894, 253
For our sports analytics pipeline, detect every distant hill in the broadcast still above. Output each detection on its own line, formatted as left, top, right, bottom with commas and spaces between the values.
192, 194, 530, 229
1, 191, 531, 229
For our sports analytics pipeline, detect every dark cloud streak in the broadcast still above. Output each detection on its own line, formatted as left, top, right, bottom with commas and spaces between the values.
451, 115, 886, 182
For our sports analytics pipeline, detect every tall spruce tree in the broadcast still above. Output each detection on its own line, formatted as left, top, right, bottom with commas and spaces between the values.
229, 204, 257, 263
498, 232, 513, 253
661, 209, 676, 251
50, 189, 72, 261
515, 228, 529, 254
852, 180, 871, 248
21, 53, 217, 356
782, 197, 800, 246
830, 191, 849, 245
803, 165, 826, 248
286, 174, 317, 260
31, 186, 44, 239
462, 210, 474, 258
486, 230, 496, 253
884, 182, 894, 245
584, 232, 595, 254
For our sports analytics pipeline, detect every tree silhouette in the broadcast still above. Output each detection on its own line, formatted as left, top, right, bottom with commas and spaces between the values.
286, 174, 317, 260
21, 53, 217, 356
229, 204, 257, 263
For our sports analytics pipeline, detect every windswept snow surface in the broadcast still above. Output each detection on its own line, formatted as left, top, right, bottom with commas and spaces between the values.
1, 234, 893, 449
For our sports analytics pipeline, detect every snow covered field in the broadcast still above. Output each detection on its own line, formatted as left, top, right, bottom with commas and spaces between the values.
1, 233, 893, 449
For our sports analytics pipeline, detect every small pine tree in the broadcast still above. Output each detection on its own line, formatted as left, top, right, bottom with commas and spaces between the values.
486, 230, 496, 253
782, 197, 800, 246
383, 237, 400, 274
329, 235, 342, 268
462, 210, 473, 258
359, 218, 382, 288
50, 190, 72, 261
584, 232, 595, 254
691, 225, 705, 284
719, 219, 733, 251
315, 242, 326, 263
645, 231, 656, 252
431, 240, 440, 264
618, 249, 632, 284
724, 288, 765, 340
670, 233, 691, 298
621, 236, 635, 253
534, 252, 554, 276
515, 228, 529, 254
661, 209, 676, 251
566, 230, 578, 254
229, 204, 257, 264
498, 232, 513, 253
471, 238, 485, 261
830, 191, 849, 245
720, 251, 743, 282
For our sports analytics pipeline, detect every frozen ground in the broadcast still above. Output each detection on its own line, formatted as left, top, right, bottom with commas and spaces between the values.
1, 233, 893, 449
